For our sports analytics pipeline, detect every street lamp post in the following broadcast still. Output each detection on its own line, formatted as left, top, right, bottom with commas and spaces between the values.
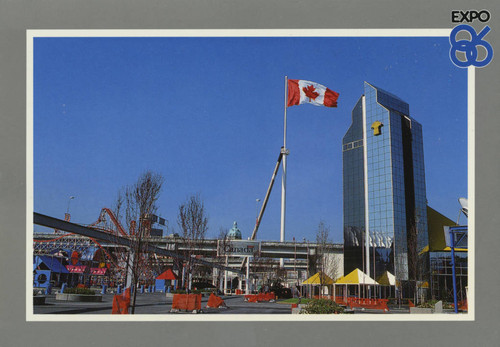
67, 196, 75, 214
65, 196, 75, 221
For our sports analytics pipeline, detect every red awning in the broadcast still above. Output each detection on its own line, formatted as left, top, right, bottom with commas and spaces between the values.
66, 265, 87, 273
156, 268, 178, 280
90, 267, 108, 275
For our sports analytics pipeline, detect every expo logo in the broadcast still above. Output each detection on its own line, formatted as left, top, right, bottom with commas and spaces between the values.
451, 10, 491, 23
449, 10, 493, 68
449, 25, 493, 67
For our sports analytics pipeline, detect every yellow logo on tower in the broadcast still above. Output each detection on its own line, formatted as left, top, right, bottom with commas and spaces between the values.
371, 121, 383, 136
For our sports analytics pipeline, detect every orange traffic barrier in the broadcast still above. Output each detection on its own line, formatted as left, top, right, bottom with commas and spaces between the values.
244, 292, 275, 303
206, 293, 225, 308
408, 300, 415, 307
452, 300, 468, 311
171, 294, 202, 311
112, 288, 131, 314
346, 297, 389, 311
307, 296, 389, 311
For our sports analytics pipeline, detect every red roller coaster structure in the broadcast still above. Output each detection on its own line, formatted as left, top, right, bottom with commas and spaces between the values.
33, 208, 160, 288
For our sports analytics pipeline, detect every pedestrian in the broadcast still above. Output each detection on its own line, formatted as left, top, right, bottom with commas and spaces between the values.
296, 286, 302, 304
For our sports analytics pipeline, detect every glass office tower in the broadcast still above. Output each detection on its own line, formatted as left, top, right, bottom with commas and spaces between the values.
343, 82, 428, 286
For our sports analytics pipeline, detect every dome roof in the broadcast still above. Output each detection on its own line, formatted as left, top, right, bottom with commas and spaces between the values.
227, 221, 242, 240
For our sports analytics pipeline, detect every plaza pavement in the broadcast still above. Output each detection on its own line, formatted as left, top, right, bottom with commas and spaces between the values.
33, 292, 293, 315
33, 292, 412, 315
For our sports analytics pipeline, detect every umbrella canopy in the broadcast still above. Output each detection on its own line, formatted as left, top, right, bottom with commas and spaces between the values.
376, 271, 396, 286
335, 268, 378, 285
302, 272, 334, 285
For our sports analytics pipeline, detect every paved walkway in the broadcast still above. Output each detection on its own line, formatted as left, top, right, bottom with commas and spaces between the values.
33, 293, 416, 315
33, 293, 292, 315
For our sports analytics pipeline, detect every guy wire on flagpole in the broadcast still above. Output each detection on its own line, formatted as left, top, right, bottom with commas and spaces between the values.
280, 76, 289, 268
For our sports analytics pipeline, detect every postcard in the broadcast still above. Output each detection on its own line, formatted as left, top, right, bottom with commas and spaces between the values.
28, 28, 475, 322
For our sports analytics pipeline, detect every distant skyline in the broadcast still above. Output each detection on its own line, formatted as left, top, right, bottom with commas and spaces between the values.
32, 34, 468, 243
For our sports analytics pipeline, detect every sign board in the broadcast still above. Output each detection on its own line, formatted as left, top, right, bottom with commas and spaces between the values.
217, 240, 260, 257
444, 225, 468, 249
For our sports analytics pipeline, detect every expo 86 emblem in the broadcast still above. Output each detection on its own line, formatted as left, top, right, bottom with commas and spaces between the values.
450, 25, 493, 67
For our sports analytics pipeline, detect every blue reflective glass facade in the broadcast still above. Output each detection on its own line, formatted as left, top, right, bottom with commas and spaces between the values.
343, 82, 428, 282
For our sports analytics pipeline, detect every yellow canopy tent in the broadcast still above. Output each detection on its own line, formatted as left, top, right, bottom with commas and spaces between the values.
302, 272, 334, 297
376, 271, 396, 298
334, 268, 379, 299
376, 271, 396, 286
302, 272, 334, 285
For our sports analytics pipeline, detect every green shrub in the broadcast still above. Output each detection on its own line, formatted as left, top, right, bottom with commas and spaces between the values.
300, 299, 344, 314
63, 288, 96, 295
417, 300, 453, 309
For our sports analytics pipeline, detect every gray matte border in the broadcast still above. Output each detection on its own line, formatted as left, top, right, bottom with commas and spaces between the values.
1, 1, 499, 347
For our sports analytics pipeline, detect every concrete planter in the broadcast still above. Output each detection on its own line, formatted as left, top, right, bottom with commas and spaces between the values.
56, 293, 102, 302
409, 307, 433, 314
291, 304, 303, 314
33, 296, 46, 305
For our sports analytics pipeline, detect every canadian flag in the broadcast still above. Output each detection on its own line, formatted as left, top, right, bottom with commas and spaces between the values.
287, 79, 339, 108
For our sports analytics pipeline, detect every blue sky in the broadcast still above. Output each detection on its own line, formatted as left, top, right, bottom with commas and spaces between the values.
33, 35, 468, 242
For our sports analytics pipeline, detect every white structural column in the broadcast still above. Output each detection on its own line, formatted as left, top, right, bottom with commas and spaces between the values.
246, 256, 251, 294
362, 95, 371, 279
224, 255, 228, 294
280, 76, 289, 268
125, 251, 134, 288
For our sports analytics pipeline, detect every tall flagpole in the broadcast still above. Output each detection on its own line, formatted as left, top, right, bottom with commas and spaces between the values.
280, 76, 289, 268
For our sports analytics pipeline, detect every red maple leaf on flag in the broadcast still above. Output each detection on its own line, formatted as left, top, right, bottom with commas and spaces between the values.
302, 85, 319, 100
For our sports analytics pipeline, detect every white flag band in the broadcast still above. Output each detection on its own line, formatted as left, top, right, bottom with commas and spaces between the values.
287, 79, 339, 108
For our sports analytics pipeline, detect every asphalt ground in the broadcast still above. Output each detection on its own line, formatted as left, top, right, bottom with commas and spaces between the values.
33, 292, 415, 315
33, 293, 293, 315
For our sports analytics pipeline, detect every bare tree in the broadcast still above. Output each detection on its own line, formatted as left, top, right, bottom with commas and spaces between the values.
119, 171, 164, 314
176, 194, 208, 291
392, 209, 424, 304
315, 221, 340, 296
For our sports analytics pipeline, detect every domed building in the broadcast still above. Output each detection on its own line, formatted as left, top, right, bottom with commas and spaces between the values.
227, 221, 242, 240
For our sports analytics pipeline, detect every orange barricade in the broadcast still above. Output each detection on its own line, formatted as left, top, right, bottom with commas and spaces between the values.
459, 300, 468, 311
112, 288, 131, 314
244, 292, 275, 303
307, 296, 388, 311
206, 293, 225, 308
346, 297, 389, 312
408, 300, 415, 307
171, 294, 202, 311
334, 296, 348, 305
452, 300, 468, 311
264, 292, 275, 301
248, 295, 258, 302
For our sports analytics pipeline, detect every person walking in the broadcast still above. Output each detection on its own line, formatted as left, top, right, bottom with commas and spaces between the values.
297, 286, 302, 304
